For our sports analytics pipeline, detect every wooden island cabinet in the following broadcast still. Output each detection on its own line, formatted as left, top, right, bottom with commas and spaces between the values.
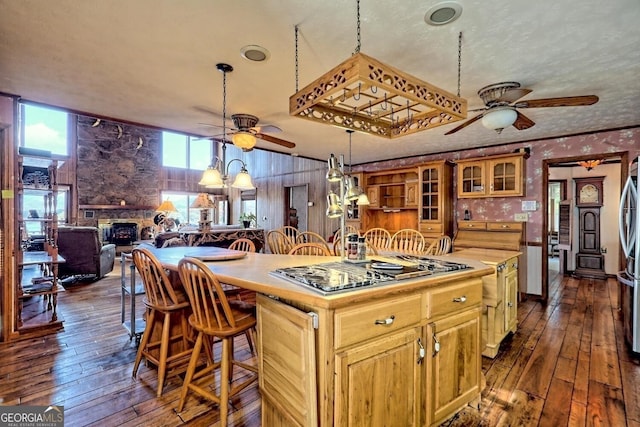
190, 252, 492, 426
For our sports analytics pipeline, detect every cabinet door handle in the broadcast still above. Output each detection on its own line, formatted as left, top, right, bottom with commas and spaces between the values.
432, 334, 440, 356
512, 262, 518, 269
507, 302, 514, 307
374, 315, 395, 325
452, 296, 467, 303
417, 337, 425, 364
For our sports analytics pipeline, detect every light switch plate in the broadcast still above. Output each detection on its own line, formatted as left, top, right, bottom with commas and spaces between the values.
514, 213, 528, 222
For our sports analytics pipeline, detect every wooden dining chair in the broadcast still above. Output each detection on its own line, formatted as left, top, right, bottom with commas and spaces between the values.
363, 227, 392, 251
288, 242, 332, 256
228, 238, 256, 253
266, 229, 294, 254
295, 231, 331, 253
177, 257, 258, 426
280, 225, 300, 243
131, 247, 193, 397
390, 229, 425, 254
425, 235, 452, 255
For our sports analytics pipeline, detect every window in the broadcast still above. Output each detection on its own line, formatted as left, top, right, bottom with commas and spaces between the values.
21, 104, 69, 156
162, 131, 211, 170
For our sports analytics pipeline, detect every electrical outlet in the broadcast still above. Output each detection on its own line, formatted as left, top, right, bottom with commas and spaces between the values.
514, 213, 528, 222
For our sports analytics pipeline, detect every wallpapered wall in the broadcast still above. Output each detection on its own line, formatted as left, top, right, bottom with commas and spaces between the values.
355, 128, 640, 244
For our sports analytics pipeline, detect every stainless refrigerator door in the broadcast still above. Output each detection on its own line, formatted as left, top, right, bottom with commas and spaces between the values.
619, 175, 637, 258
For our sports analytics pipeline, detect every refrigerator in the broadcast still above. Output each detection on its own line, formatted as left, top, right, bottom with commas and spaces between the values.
618, 156, 639, 352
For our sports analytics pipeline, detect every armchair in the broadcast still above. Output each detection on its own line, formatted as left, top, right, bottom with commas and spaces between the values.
57, 226, 116, 280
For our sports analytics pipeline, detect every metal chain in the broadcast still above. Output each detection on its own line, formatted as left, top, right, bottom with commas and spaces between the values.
222, 69, 227, 148
354, 0, 361, 54
295, 25, 299, 92
457, 32, 462, 98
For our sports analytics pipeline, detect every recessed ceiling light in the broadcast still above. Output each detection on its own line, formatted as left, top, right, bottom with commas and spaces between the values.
424, 1, 463, 26
240, 45, 270, 62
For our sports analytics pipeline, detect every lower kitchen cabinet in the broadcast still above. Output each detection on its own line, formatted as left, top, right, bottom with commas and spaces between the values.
426, 308, 482, 426
335, 327, 422, 426
257, 273, 487, 426
455, 248, 520, 358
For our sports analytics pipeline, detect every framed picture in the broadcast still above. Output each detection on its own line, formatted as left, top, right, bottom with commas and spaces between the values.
84, 210, 95, 219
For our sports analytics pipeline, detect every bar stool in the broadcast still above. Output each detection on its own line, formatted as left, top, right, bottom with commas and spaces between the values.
177, 257, 258, 426
131, 247, 193, 397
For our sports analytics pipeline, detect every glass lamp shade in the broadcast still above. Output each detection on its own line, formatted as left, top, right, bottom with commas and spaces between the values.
326, 191, 343, 218
156, 200, 177, 213
232, 131, 257, 151
481, 108, 518, 133
231, 168, 255, 190
356, 192, 370, 205
326, 154, 344, 182
199, 165, 225, 188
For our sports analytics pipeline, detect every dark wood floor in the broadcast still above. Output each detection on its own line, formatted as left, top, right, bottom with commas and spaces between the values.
1, 260, 640, 426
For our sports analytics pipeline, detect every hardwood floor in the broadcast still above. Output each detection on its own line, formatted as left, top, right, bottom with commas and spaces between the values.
1, 260, 640, 426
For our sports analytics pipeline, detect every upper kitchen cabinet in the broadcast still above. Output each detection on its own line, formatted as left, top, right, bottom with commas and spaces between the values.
419, 161, 454, 240
456, 152, 528, 198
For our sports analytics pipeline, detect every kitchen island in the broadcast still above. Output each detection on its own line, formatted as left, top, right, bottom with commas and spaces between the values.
145, 246, 493, 427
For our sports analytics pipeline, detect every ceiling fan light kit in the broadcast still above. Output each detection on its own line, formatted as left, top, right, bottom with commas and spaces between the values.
481, 107, 518, 133
231, 131, 257, 150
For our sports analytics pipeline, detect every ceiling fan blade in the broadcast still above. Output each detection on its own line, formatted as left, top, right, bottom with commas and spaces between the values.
495, 88, 533, 103
256, 133, 296, 148
444, 113, 484, 135
515, 95, 598, 108
513, 111, 535, 130
253, 124, 282, 133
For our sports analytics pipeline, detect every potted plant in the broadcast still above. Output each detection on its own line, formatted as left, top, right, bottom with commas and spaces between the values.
239, 212, 257, 228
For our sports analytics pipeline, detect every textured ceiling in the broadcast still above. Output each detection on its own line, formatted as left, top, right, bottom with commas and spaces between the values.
1, 0, 639, 164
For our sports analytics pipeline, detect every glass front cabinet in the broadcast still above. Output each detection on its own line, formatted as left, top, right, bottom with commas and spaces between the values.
457, 153, 527, 199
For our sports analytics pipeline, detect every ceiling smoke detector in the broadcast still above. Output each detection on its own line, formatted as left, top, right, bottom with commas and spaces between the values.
240, 45, 270, 62
424, 1, 463, 26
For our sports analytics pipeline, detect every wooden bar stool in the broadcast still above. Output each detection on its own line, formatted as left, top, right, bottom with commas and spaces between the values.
177, 257, 258, 426
131, 247, 193, 397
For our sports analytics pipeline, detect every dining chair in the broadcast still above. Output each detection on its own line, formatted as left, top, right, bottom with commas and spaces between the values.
177, 257, 258, 426
228, 238, 256, 253
363, 227, 392, 251
288, 242, 332, 256
425, 235, 452, 255
390, 229, 425, 254
280, 225, 300, 243
266, 229, 295, 254
131, 247, 193, 397
295, 231, 331, 252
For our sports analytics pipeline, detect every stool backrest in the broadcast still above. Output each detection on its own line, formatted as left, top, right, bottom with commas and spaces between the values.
131, 247, 182, 309
178, 257, 237, 331
267, 229, 294, 254
288, 242, 332, 256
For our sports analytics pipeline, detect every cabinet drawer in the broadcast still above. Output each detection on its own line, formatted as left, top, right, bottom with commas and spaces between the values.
457, 221, 487, 230
427, 280, 482, 319
419, 223, 443, 234
335, 294, 422, 349
486, 222, 522, 232
504, 256, 519, 273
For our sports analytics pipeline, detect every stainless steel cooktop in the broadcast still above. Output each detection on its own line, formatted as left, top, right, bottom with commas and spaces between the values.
270, 256, 471, 294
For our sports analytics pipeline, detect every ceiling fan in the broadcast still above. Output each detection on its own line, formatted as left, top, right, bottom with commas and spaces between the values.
201, 113, 296, 152
199, 63, 296, 152
444, 81, 599, 135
